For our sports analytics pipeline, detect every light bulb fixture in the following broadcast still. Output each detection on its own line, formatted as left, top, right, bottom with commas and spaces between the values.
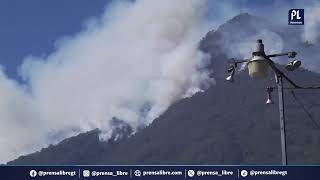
226, 39, 310, 166
247, 39, 270, 79
226, 65, 235, 82
266, 87, 274, 104
286, 60, 301, 71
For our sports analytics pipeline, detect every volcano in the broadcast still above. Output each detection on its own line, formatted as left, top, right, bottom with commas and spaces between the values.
8, 13, 320, 165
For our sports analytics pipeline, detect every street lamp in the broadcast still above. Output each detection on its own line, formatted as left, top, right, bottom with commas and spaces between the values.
286, 60, 302, 71
226, 39, 308, 165
247, 39, 269, 79
226, 64, 236, 82
266, 87, 274, 104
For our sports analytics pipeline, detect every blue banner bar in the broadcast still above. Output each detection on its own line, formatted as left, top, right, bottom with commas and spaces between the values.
1, 166, 320, 179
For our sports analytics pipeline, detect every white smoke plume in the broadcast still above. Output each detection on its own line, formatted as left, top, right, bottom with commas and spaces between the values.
304, 6, 320, 43
205, 0, 320, 72
223, 30, 284, 59
0, 0, 213, 163
2, 0, 320, 164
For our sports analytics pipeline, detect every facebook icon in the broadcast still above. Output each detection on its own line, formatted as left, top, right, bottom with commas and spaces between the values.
288, 9, 304, 25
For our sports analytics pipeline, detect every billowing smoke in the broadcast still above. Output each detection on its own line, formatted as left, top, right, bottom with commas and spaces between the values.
304, 6, 320, 43
2, 0, 320, 164
0, 0, 213, 163
205, 0, 320, 72
222, 30, 284, 60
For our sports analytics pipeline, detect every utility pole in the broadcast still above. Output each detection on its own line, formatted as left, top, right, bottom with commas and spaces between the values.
226, 39, 320, 165
277, 75, 287, 165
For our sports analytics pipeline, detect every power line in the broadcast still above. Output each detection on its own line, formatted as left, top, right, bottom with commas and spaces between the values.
226, 39, 320, 165
290, 90, 320, 130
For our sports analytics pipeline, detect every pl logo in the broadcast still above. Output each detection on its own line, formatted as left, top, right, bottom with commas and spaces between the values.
288, 9, 304, 25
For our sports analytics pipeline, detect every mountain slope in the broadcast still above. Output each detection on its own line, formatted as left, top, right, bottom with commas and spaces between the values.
8, 13, 320, 165
8, 67, 320, 165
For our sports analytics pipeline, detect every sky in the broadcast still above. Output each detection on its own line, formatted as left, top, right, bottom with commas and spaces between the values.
0, 0, 313, 80
0, 0, 109, 80
0, 0, 292, 80
0, 0, 213, 163
0, 0, 319, 164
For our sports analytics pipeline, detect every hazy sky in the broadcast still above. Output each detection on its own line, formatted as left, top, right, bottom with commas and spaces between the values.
0, 0, 214, 163
0, 0, 319, 164
0, 0, 109, 80
0, 0, 310, 81
0, 0, 290, 80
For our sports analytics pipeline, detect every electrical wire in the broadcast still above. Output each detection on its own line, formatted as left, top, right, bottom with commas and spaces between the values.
290, 90, 320, 130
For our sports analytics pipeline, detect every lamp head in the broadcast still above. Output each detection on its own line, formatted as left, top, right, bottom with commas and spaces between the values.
226, 74, 234, 82
247, 40, 269, 79
286, 60, 301, 71
266, 98, 273, 104
226, 65, 235, 82
266, 87, 273, 105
